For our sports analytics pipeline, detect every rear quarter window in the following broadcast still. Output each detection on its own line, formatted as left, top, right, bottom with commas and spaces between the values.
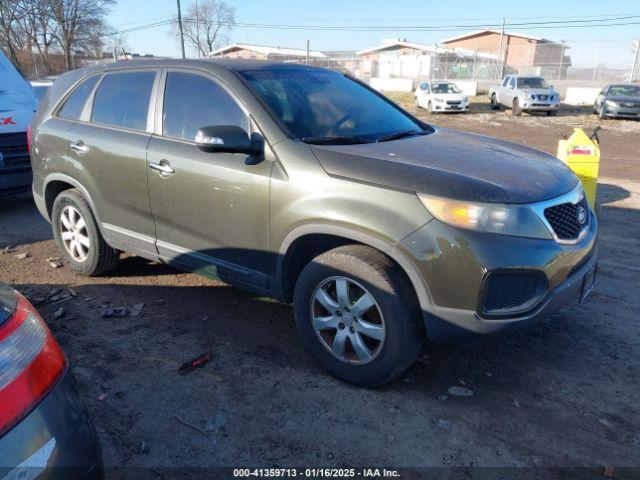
57, 75, 100, 120
91, 71, 156, 131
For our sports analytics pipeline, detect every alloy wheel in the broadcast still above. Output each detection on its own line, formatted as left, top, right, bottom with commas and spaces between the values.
310, 276, 385, 365
60, 205, 90, 262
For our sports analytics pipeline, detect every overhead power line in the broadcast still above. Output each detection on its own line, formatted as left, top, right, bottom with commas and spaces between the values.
106, 13, 640, 37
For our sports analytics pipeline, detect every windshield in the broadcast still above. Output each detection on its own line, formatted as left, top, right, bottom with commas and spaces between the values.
517, 77, 550, 89
432, 83, 461, 94
608, 85, 640, 96
239, 68, 426, 143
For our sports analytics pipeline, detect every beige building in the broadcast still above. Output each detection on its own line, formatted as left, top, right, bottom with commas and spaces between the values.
440, 30, 571, 77
209, 43, 326, 62
356, 39, 498, 80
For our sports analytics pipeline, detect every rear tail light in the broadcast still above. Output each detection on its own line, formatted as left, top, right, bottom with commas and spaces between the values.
0, 294, 66, 436
27, 124, 31, 153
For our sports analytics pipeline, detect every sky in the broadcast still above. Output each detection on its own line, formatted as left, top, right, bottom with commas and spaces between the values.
106, 0, 640, 68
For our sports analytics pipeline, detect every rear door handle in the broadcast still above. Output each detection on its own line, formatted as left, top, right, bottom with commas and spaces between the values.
149, 162, 175, 175
69, 141, 89, 154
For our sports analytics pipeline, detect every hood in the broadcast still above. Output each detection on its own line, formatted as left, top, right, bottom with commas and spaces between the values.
432, 93, 467, 101
0, 107, 34, 134
0, 51, 36, 133
519, 88, 555, 96
606, 96, 640, 104
310, 127, 579, 204
0, 283, 17, 325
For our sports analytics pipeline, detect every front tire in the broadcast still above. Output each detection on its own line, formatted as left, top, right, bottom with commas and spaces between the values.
414, 97, 421, 109
512, 98, 522, 116
490, 94, 500, 110
599, 103, 608, 119
293, 245, 424, 387
427, 101, 433, 114
52, 189, 119, 276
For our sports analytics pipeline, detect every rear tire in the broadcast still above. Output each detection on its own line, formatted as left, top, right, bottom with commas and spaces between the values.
52, 189, 119, 276
293, 245, 424, 387
512, 98, 522, 116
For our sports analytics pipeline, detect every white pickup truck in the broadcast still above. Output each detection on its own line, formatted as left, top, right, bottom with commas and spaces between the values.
489, 75, 560, 116
0, 52, 35, 195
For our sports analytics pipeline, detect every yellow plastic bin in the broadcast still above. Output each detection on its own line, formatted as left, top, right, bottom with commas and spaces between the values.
556, 128, 600, 209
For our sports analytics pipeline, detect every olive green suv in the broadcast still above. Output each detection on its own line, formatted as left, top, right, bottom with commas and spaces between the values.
30, 60, 597, 386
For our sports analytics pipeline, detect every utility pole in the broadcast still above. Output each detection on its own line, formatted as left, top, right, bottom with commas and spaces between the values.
631, 40, 640, 82
306, 40, 310, 66
176, 0, 186, 59
498, 18, 506, 79
592, 40, 601, 82
195, 0, 201, 57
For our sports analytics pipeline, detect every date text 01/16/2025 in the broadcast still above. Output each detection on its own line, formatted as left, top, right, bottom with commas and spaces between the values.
233, 468, 401, 478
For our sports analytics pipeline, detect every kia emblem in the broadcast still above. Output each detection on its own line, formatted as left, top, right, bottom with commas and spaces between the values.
577, 205, 587, 225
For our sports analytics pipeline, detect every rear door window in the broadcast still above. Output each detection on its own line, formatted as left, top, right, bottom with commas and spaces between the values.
91, 71, 156, 131
162, 72, 248, 142
58, 75, 100, 120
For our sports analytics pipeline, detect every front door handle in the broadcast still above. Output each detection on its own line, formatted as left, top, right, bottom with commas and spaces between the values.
69, 141, 89, 154
149, 161, 175, 175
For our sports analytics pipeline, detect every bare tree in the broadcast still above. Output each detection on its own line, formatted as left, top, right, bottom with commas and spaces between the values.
49, 0, 113, 70
174, 0, 235, 57
0, 0, 25, 71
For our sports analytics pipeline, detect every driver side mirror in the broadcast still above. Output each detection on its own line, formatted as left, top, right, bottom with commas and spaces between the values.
195, 125, 263, 156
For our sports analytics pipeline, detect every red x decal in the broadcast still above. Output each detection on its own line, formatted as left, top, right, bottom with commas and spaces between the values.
1, 117, 17, 125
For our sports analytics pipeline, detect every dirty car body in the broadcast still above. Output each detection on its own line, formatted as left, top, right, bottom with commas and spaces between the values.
594, 83, 640, 119
415, 81, 470, 113
30, 59, 597, 386
0, 283, 102, 479
490, 75, 560, 114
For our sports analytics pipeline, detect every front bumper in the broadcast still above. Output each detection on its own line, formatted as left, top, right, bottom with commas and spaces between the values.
433, 103, 469, 112
604, 105, 640, 118
0, 370, 103, 480
521, 101, 559, 111
399, 213, 597, 342
0, 171, 32, 195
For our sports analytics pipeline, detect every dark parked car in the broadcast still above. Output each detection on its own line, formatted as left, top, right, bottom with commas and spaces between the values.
30, 60, 597, 386
594, 83, 640, 119
0, 283, 102, 478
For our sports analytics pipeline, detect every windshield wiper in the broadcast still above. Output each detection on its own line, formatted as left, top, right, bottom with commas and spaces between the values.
302, 136, 371, 145
376, 129, 428, 143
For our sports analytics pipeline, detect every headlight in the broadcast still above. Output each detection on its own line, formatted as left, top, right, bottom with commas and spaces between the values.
462, 97, 469, 104
417, 194, 552, 239
433, 97, 445, 103
605, 100, 618, 108
525, 93, 536, 100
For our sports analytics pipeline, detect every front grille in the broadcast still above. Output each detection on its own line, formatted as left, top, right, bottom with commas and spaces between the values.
481, 271, 548, 316
447, 100, 462, 105
544, 197, 589, 240
0, 132, 30, 176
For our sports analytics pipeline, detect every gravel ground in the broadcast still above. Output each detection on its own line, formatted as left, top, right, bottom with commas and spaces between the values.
1, 104, 639, 479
